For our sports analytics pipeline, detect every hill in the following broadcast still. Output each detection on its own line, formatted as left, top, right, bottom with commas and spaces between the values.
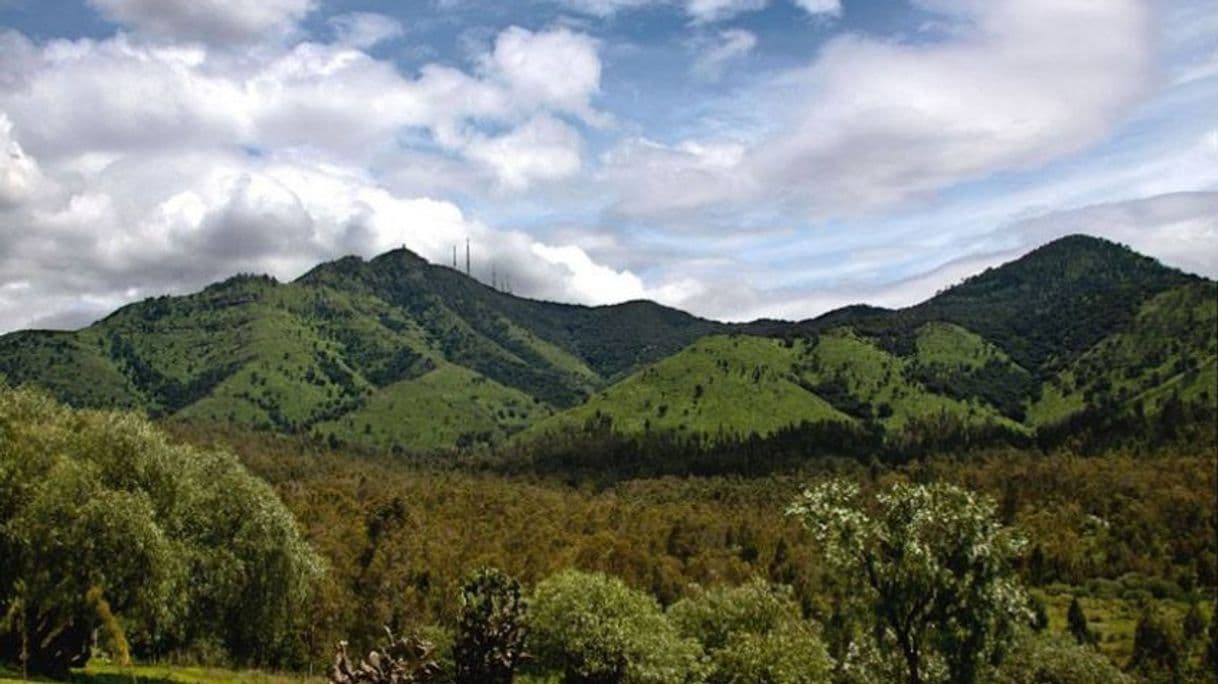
0, 234, 1213, 455
522, 236, 1214, 454
0, 252, 722, 451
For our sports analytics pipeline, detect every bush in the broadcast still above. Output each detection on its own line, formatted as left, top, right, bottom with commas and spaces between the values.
453, 567, 527, 684
992, 632, 1131, 683
668, 579, 831, 684
528, 569, 703, 683
0, 388, 321, 677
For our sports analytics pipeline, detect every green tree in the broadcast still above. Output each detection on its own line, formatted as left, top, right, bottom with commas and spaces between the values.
1181, 602, 1206, 643
788, 479, 1028, 684
0, 388, 321, 677
1206, 601, 1218, 673
992, 632, 1131, 684
1129, 606, 1182, 683
453, 567, 528, 684
528, 569, 702, 684
668, 579, 832, 684
1066, 598, 1093, 647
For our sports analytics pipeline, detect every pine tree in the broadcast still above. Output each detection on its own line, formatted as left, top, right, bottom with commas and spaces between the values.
1206, 601, 1218, 673
1066, 597, 1092, 646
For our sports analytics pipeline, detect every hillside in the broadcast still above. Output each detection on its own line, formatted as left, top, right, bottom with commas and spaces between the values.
524, 236, 1214, 451
0, 251, 722, 451
0, 234, 1213, 454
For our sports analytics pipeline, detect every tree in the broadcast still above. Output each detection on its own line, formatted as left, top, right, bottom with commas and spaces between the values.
528, 569, 702, 684
1066, 598, 1093, 646
1181, 602, 1206, 643
1206, 601, 1218, 673
788, 479, 1028, 684
0, 388, 321, 677
992, 632, 1131, 684
453, 567, 527, 684
668, 579, 832, 684
1129, 606, 1182, 682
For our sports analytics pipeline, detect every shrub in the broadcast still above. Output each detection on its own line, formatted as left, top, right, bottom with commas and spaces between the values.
528, 569, 703, 683
453, 567, 527, 684
668, 579, 831, 684
992, 632, 1131, 684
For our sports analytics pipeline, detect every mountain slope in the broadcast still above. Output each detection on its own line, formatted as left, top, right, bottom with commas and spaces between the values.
0, 234, 1212, 454
524, 236, 1213, 449
0, 250, 722, 450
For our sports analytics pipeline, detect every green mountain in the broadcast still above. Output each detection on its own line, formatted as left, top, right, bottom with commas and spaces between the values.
1, 234, 1213, 455
0, 250, 722, 451
524, 236, 1214, 448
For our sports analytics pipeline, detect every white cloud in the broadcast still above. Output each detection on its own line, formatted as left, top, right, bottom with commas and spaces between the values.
86, 0, 315, 47
793, 0, 841, 17
609, 0, 1156, 220
686, 0, 767, 23
0, 24, 604, 185
328, 12, 404, 50
480, 26, 604, 125
464, 114, 584, 191
0, 113, 42, 207
691, 29, 756, 81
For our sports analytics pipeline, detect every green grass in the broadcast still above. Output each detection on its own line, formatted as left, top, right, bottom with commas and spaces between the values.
1037, 590, 1212, 668
0, 662, 317, 683
522, 335, 852, 439
315, 362, 553, 450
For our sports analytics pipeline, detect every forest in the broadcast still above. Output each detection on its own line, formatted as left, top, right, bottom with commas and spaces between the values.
2, 384, 1215, 683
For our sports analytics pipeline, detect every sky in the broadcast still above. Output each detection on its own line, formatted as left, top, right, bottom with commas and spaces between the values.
0, 0, 1215, 332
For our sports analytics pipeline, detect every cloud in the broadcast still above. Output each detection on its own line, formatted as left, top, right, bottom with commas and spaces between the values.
691, 29, 756, 81
463, 114, 584, 191
0, 24, 603, 185
328, 12, 404, 50
86, 0, 315, 47
609, 0, 1156, 220
792, 0, 840, 17
685, 0, 767, 23
0, 114, 41, 207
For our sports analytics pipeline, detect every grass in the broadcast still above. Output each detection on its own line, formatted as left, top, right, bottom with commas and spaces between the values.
0, 662, 318, 683
1037, 590, 1212, 668
314, 362, 553, 450
520, 335, 852, 439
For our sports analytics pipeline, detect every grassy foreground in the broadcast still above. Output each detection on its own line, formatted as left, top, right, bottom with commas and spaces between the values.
0, 663, 319, 683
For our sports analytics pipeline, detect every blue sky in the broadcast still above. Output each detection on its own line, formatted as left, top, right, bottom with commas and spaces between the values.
0, 0, 1215, 331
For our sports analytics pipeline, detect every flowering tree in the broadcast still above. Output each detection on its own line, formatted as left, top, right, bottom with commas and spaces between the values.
788, 480, 1028, 684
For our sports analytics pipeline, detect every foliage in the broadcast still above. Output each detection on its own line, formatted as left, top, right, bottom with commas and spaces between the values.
1206, 601, 1218, 672
2, 236, 1213, 458
788, 480, 1029, 684
0, 388, 321, 677
527, 570, 703, 683
328, 628, 442, 683
1129, 606, 1183, 682
990, 632, 1131, 684
1066, 598, 1094, 647
667, 579, 832, 683
453, 568, 528, 684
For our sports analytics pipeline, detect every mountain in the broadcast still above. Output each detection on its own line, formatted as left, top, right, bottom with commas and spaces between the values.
523, 236, 1215, 447
0, 234, 1213, 454
0, 249, 722, 451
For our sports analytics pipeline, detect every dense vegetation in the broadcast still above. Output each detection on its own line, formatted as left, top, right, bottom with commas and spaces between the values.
0, 388, 320, 678
154, 415, 1213, 680
1, 236, 1212, 458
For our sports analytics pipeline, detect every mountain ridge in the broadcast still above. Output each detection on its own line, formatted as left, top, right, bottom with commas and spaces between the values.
1, 234, 1212, 455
